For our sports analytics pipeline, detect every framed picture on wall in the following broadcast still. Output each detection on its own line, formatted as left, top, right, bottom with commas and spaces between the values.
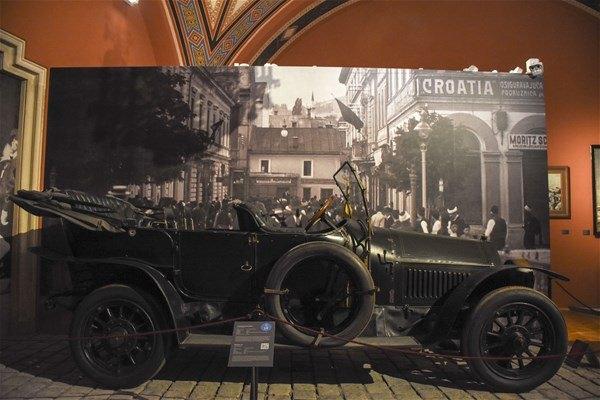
592, 145, 600, 237
548, 166, 571, 219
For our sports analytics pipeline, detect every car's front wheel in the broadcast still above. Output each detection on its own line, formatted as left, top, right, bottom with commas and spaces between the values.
461, 286, 567, 392
70, 284, 168, 388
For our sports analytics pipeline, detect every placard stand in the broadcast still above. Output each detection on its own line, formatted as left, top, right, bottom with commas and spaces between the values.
228, 320, 276, 400
250, 366, 258, 400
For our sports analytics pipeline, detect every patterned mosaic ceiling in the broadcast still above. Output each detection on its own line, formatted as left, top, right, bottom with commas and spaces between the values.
167, 0, 349, 66
167, 0, 600, 66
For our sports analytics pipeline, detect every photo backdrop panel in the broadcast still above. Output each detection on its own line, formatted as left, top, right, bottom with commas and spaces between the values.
44, 66, 549, 257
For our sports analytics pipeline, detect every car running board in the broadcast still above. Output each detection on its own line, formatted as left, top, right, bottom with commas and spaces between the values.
180, 333, 419, 349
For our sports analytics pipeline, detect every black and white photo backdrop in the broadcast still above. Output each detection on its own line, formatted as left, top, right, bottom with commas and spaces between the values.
42, 65, 550, 283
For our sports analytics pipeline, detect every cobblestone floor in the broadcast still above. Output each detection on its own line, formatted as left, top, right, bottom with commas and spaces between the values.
1, 335, 599, 400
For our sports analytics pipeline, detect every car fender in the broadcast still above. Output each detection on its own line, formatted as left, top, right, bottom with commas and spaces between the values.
420, 265, 568, 344
92, 257, 190, 343
33, 247, 190, 343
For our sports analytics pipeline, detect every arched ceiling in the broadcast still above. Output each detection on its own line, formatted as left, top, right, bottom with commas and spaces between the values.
166, 0, 351, 65
166, 0, 599, 66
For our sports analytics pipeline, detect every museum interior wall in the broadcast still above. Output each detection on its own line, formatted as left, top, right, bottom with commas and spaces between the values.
0, 0, 598, 312
0, 0, 180, 66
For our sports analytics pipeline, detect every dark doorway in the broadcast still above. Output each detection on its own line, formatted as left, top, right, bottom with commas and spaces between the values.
320, 188, 333, 200
522, 148, 550, 247
303, 187, 311, 201
276, 186, 288, 199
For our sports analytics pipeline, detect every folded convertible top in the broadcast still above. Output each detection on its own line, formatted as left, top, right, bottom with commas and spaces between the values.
10, 189, 144, 232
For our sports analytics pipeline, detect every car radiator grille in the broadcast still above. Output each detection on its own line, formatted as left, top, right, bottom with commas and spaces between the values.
404, 268, 470, 300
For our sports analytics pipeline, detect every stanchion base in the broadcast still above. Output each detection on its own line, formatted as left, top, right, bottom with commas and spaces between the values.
565, 340, 600, 369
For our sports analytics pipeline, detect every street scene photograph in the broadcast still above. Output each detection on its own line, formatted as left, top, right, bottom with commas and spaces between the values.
44, 65, 550, 258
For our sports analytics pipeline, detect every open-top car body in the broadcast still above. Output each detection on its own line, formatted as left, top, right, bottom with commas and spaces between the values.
11, 162, 568, 392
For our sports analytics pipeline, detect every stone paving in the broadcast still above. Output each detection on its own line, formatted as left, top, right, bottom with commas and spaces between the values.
1, 335, 599, 400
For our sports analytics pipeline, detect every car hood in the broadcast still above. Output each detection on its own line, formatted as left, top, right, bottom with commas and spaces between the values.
370, 227, 500, 267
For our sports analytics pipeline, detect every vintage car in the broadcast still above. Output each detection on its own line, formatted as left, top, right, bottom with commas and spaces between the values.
11, 162, 568, 392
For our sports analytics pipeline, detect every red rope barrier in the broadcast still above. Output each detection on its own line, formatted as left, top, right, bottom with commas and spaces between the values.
262, 312, 598, 362
0, 314, 250, 343
1, 282, 598, 363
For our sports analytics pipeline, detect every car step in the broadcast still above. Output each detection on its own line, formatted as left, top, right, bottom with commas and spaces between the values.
180, 333, 419, 349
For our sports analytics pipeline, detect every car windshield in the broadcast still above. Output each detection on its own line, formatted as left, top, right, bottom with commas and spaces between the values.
333, 162, 369, 226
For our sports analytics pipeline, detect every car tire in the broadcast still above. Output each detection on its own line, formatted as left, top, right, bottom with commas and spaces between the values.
461, 286, 567, 393
70, 284, 168, 389
265, 242, 375, 347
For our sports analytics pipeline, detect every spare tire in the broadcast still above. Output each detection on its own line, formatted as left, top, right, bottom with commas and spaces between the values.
265, 242, 375, 347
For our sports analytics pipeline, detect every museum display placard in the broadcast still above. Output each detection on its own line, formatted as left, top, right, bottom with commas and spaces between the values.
228, 321, 275, 368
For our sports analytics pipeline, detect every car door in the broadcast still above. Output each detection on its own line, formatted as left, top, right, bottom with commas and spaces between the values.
177, 229, 254, 302
254, 230, 306, 280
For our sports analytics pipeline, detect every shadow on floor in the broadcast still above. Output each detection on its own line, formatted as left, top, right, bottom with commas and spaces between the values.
0, 335, 492, 393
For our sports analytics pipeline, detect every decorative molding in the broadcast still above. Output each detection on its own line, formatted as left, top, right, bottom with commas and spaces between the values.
0, 29, 47, 234
0, 29, 47, 334
161, 0, 186, 65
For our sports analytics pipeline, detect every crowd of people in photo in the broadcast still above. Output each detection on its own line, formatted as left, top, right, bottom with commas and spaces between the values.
370, 204, 470, 236
124, 189, 543, 252
370, 202, 543, 252
127, 192, 344, 231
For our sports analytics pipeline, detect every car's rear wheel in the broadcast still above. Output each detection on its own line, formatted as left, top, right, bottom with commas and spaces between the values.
70, 284, 168, 388
265, 242, 375, 347
461, 286, 567, 392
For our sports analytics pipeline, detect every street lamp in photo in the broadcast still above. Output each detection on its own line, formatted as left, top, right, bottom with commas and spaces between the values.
280, 118, 288, 138
414, 107, 432, 210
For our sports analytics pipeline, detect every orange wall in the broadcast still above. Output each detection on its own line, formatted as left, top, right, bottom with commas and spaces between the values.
1, 0, 598, 307
259, 0, 600, 309
0, 0, 180, 66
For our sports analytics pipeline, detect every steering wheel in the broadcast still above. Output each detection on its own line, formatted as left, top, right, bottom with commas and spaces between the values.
305, 195, 335, 231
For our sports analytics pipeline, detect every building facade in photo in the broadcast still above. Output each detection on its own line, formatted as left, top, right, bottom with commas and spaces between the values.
340, 68, 548, 249
135, 67, 237, 204
338, 68, 390, 209
248, 127, 345, 201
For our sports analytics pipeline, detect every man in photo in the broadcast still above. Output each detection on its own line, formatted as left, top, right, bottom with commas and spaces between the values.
430, 210, 442, 234
484, 205, 507, 251
447, 206, 468, 237
391, 211, 411, 231
285, 208, 307, 228
370, 207, 386, 228
415, 207, 429, 233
